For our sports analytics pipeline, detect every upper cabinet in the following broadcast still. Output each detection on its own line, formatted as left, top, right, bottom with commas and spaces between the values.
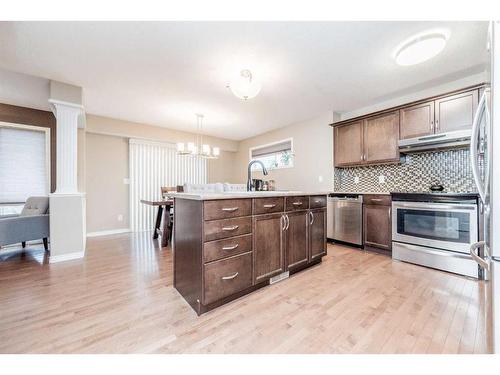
363, 111, 400, 163
399, 101, 434, 139
334, 111, 399, 167
332, 86, 483, 168
434, 90, 478, 133
334, 120, 363, 166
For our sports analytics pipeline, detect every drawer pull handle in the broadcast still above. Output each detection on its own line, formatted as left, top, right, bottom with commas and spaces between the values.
221, 272, 239, 280
292, 202, 303, 206
221, 207, 239, 212
370, 199, 383, 202
222, 244, 239, 250
222, 225, 239, 231
314, 200, 322, 203
263, 204, 277, 208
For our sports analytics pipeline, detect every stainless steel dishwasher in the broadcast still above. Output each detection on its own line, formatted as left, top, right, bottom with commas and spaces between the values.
328, 193, 363, 245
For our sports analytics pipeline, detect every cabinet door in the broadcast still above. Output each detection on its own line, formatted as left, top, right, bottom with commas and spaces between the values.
399, 101, 434, 139
285, 211, 309, 270
309, 209, 327, 261
363, 111, 400, 163
435, 90, 478, 133
253, 213, 285, 283
334, 121, 363, 166
363, 204, 391, 251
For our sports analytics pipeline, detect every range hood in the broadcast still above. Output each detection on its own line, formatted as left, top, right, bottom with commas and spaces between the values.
398, 129, 471, 153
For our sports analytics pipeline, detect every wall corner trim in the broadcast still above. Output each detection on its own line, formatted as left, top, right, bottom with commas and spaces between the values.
86, 228, 131, 237
49, 251, 85, 264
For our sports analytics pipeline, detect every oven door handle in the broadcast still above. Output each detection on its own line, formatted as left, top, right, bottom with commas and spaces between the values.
470, 241, 490, 271
393, 203, 477, 211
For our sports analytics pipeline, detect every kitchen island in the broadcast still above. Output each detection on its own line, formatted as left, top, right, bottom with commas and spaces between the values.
171, 192, 327, 315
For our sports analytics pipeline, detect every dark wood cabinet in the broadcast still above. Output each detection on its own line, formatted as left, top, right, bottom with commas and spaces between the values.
363, 195, 392, 254
285, 211, 309, 270
253, 213, 285, 283
399, 101, 435, 139
174, 194, 328, 315
435, 90, 478, 133
334, 112, 399, 167
363, 111, 400, 164
309, 208, 327, 261
334, 120, 363, 166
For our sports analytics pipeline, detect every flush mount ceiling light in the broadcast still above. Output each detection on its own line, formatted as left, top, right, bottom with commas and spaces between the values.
393, 29, 450, 66
177, 114, 220, 159
227, 69, 261, 100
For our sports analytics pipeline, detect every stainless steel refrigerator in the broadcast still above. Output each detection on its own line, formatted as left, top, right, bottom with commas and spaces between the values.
470, 21, 499, 354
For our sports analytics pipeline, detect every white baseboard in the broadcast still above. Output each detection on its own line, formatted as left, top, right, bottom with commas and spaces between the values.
49, 251, 85, 264
86, 228, 131, 238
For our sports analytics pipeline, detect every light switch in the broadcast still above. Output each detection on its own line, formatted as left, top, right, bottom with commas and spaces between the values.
123, 178, 130, 185
318, 175, 324, 182
117, 214, 124, 222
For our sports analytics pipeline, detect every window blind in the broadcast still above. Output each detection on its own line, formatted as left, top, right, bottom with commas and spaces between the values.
129, 139, 207, 232
0, 126, 49, 203
250, 139, 292, 158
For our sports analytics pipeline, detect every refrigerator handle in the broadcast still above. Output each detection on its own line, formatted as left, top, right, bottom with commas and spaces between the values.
470, 91, 488, 204
470, 241, 491, 271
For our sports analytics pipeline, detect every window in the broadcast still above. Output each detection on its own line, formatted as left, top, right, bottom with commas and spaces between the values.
0, 123, 50, 214
249, 138, 294, 170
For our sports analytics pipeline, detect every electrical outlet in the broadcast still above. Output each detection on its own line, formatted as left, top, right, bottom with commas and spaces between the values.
123, 178, 130, 185
378, 175, 386, 184
354, 176, 360, 184
318, 175, 323, 182
117, 214, 123, 222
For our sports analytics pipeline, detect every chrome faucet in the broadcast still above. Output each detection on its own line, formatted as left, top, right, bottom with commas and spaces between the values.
247, 160, 268, 191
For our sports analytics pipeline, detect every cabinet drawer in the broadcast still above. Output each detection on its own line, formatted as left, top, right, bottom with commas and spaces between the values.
253, 197, 284, 215
203, 252, 253, 304
364, 194, 391, 206
204, 216, 252, 242
309, 195, 327, 208
203, 234, 252, 263
285, 196, 310, 211
204, 199, 252, 221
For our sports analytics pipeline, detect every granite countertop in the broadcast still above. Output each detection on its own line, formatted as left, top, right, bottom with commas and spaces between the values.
169, 191, 329, 201
331, 191, 391, 195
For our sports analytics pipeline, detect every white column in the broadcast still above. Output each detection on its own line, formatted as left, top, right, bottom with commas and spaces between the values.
48, 99, 86, 263
49, 100, 83, 195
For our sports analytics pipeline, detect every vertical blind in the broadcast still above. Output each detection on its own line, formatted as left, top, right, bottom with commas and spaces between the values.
0, 126, 49, 203
129, 139, 207, 232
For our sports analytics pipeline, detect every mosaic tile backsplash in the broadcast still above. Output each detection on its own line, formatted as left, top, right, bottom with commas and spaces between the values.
334, 149, 476, 193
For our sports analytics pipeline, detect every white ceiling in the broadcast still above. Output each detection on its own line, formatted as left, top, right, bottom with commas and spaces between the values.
0, 21, 489, 140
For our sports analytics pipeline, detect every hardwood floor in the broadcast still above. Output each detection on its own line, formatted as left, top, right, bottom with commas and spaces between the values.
0, 233, 492, 354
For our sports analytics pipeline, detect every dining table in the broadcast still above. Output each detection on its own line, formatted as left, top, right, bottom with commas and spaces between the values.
140, 199, 174, 247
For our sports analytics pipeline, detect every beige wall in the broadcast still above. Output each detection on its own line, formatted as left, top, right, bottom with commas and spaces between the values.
84, 115, 237, 233
85, 133, 129, 233
233, 111, 338, 191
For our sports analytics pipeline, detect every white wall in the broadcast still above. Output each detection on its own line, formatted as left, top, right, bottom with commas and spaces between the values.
233, 111, 338, 192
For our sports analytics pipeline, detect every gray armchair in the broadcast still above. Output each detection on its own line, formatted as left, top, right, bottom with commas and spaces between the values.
0, 197, 50, 250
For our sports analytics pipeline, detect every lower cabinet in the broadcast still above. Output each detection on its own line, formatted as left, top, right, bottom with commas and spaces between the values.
285, 211, 309, 270
363, 196, 392, 254
253, 213, 285, 283
309, 208, 327, 261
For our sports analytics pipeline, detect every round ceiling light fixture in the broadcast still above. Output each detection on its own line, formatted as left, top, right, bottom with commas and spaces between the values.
228, 69, 261, 100
393, 29, 450, 66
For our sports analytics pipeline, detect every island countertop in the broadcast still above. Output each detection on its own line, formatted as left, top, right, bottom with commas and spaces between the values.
168, 191, 329, 200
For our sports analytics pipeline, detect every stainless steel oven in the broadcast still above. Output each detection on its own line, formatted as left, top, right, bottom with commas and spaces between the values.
392, 201, 478, 254
391, 194, 481, 279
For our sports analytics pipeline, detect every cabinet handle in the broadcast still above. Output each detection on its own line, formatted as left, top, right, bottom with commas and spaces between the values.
263, 204, 277, 208
221, 272, 239, 280
370, 198, 382, 202
222, 244, 239, 250
292, 202, 303, 206
222, 225, 239, 231
221, 207, 239, 212
314, 200, 321, 204
281, 215, 286, 231
435, 120, 439, 132
309, 211, 314, 225
430, 120, 434, 132
285, 214, 290, 230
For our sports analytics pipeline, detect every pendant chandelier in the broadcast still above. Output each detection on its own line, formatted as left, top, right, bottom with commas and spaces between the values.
177, 114, 220, 159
